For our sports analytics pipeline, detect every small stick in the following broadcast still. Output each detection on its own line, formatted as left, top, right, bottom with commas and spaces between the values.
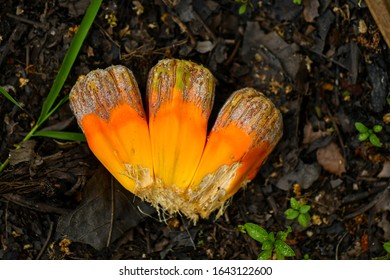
335, 232, 348, 260
2, 193, 68, 215
106, 176, 116, 247
6, 13, 47, 29
36, 220, 54, 260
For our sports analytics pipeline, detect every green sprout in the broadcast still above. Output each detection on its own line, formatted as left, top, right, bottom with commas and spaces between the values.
293, 0, 302, 5
240, 223, 295, 260
355, 122, 383, 147
384, 242, 390, 254
374, 242, 390, 260
284, 197, 311, 227
235, 0, 250, 15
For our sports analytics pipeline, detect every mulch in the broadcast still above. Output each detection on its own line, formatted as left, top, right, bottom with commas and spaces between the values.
0, 0, 389, 260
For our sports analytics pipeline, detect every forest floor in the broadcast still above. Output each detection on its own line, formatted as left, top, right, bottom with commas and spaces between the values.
0, 0, 389, 260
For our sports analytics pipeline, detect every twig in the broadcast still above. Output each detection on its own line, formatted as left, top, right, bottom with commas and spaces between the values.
193, 11, 216, 42
224, 38, 242, 66
106, 175, 115, 247
2, 193, 68, 215
5, 201, 9, 240
181, 216, 196, 250
342, 188, 388, 220
335, 231, 348, 260
36, 220, 54, 260
6, 13, 47, 29
170, 14, 196, 48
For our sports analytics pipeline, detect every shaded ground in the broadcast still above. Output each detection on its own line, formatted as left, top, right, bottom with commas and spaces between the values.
1, 0, 389, 260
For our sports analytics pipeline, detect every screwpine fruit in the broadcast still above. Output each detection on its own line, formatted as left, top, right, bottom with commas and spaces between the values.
70, 59, 283, 222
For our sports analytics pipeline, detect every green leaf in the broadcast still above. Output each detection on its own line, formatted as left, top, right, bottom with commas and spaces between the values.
342, 90, 350, 97
384, 242, 390, 254
358, 132, 369, 142
300, 205, 311, 214
285, 208, 299, 220
275, 239, 295, 258
243, 223, 269, 243
369, 133, 382, 147
276, 230, 289, 242
298, 213, 310, 227
275, 251, 285, 260
0, 86, 24, 110
355, 122, 368, 133
36, 0, 103, 128
276, 226, 293, 242
268, 232, 275, 243
258, 250, 272, 260
373, 125, 383, 133
290, 197, 300, 210
238, 4, 247, 15
262, 240, 274, 251
33, 131, 86, 142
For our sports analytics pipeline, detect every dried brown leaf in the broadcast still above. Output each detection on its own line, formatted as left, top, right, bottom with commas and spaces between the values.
316, 142, 346, 176
375, 188, 390, 212
303, 122, 329, 144
377, 161, 390, 178
276, 161, 321, 190
9, 140, 36, 166
378, 212, 390, 240
56, 166, 155, 250
303, 0, 320, 23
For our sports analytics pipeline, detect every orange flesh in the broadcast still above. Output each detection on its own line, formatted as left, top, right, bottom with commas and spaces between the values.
191, 124, 251, 185
149, 92, 208, 189
81, 103, 153, 193
191, 122, 271, 199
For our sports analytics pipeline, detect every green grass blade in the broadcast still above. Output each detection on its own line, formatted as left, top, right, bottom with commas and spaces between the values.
0, 85, 23, 110
0, 157, 10, 173
35, 95, 70, 127
33, 130, 86, 142
48, 95, 70, 116
36, 0, 103, 127
0, 0, 100, 174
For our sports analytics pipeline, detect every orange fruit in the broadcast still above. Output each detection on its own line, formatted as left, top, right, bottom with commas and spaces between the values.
70, 59, 283, 222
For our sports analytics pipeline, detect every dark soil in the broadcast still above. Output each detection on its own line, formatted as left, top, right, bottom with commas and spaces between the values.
1, 0, 389, 260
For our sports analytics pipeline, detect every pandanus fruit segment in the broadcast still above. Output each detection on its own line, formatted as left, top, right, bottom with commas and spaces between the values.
70, 59, 283, 222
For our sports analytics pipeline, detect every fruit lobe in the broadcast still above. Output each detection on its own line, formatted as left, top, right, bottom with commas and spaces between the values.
69, 65, 153, 193
147, 59, 215, 190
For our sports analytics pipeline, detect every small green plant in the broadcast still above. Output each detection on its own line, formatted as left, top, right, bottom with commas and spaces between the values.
293, 0, 302, 5
384, 242, 390, 254
355, 122, 383, 147
235, 0, 250, 15
284, 197, 311, 227
374, 242, 390, 260
240, 223, 295, 260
